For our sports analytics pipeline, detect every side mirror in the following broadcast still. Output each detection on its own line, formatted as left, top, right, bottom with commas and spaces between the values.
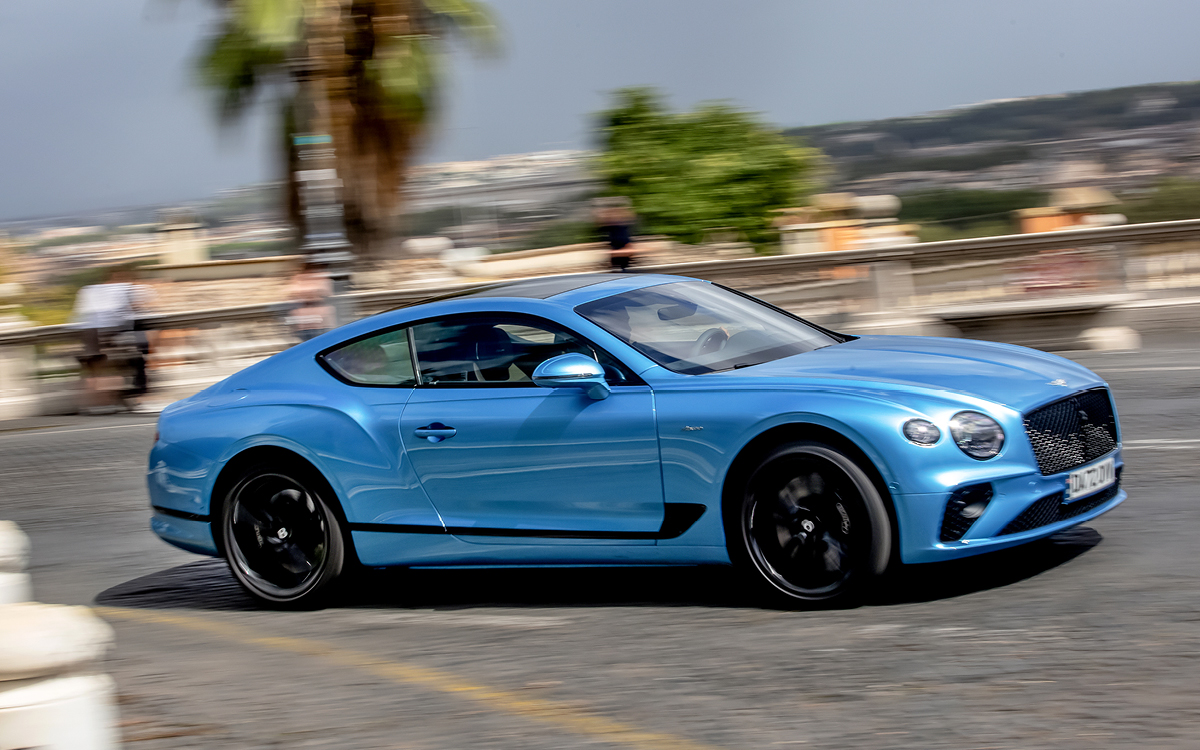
532, 353, 611, 400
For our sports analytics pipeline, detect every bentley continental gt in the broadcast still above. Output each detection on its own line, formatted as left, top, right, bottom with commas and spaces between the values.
148, 273, 1125, 606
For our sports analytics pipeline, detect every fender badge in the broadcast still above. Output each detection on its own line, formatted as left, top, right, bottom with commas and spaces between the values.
1048, 379, 1067, 387
681, 425, 704, 432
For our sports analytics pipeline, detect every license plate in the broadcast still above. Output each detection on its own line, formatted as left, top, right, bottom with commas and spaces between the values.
1066, 456, 1116, 501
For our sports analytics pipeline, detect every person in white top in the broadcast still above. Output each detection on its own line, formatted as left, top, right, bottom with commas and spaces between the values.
71, 267, 155, 412
286, 258, 335, 341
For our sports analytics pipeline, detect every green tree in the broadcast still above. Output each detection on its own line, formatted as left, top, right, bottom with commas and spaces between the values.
199, 0, 496, 262
595, 88, 822, 250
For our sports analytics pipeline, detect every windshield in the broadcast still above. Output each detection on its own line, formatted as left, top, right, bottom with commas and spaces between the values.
575, 281, 842, 375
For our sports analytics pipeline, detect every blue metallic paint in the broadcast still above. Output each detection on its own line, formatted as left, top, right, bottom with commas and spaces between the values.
148, 273, 1125, 571
150, 512, 218, 556
400, 384, 664, 536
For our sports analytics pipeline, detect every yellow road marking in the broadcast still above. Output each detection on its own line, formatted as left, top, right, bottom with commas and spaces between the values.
96, 606, 720, 750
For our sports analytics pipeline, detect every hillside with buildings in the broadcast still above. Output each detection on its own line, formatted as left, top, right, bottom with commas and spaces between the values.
787, 80, 1200, 197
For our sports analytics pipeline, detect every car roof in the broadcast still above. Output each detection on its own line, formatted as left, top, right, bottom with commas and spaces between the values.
409, 273, 619, 304
279, 272, 697, 362
403, 272, 693, 309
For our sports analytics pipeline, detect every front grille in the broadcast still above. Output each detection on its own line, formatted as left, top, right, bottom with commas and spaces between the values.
1000, 470, 1122, 535
1024, 388, 1119, 475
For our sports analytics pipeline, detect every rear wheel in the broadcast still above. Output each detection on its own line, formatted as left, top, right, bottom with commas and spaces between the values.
221, 464, 346, 608
731, 441, 890, 604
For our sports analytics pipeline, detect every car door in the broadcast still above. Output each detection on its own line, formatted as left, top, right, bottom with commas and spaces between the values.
398, 313, 664, 538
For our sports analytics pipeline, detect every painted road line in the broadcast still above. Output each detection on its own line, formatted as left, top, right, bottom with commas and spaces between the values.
1093, 366, 1200, 372
0, 422, 157, 439
1123, 438, 1200, 450
349, 611, 572, 630
95, 606, 718, 750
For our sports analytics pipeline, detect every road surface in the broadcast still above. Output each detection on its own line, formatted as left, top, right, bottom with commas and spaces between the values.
3, 345, 1199, 749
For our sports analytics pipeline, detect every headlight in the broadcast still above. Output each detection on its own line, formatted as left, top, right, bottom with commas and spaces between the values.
949, 412, 1005, 459
902, 419, 941, 446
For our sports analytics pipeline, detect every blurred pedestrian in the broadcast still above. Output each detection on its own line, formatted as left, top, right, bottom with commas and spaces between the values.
595, 197, 642, 272
286, 257, 335, 341
71, 266, 155, 413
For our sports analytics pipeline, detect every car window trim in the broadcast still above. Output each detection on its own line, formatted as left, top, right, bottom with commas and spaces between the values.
406, 327, 422, 386
711, 282, 855, 344
316, 328, 420, 389
316, 311, 645, 389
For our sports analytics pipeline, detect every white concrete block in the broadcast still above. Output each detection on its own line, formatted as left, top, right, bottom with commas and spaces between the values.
0, 674, 118, 750
0, 573, 31, 606
0, 522, 28, 574
1081, 326, 1142, 352
0, 603, 113, 682
0, 604, 117, 750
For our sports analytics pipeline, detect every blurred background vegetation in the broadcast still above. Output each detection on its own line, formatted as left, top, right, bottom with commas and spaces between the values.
595, 87, 823, 251
198, 0, 496, 262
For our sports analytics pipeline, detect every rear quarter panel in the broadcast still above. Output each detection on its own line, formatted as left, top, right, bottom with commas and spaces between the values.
149, 384, 441, 528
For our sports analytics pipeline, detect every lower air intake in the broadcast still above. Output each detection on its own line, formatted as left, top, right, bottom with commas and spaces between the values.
939, 483, 993, 542
1000, 471, 1122, 536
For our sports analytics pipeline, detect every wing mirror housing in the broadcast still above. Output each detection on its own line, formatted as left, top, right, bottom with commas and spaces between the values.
532, 353, 611, 400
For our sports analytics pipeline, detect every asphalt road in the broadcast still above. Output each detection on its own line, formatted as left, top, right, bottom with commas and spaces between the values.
3, 345, 1199, 749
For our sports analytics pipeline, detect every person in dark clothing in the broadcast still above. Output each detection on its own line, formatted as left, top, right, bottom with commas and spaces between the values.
595, 197, 639, 272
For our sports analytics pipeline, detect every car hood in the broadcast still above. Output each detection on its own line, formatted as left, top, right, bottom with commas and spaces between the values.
722, 335, 1102, 410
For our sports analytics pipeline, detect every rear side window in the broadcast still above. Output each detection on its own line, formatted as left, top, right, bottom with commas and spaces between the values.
321, 328, 416, 386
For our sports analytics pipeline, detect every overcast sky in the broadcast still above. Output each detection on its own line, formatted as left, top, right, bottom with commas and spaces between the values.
3, 0, 1200, 221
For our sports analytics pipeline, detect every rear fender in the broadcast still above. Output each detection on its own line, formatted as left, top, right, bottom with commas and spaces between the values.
168, 401, 439, 528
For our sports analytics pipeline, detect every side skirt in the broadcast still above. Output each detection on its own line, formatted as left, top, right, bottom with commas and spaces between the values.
348, 503, 706, 541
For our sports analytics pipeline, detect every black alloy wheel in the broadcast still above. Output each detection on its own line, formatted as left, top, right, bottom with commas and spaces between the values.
222, 465, 346, 607
735, 441, 890, 603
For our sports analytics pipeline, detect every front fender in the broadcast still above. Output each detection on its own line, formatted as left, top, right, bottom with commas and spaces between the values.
652, 385, 1017, 550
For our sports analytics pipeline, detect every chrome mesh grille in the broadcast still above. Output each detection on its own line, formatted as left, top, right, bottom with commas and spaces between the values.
1023, 388, 1118, 475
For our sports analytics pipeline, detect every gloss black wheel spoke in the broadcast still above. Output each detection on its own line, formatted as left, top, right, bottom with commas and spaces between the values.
234, 501, 275, 531
229, 473, 331, 595
746, 453, 864, 598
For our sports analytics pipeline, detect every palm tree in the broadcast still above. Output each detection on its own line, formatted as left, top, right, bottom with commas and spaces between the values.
199, 0, 496, 263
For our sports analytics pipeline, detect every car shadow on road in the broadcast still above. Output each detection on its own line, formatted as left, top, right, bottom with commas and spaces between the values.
95, 527, 1102, 613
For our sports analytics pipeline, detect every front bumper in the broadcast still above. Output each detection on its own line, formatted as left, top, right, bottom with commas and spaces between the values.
896, 449, 1125, 564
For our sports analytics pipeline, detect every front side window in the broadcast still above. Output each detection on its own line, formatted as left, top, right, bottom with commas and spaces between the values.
411, 314, 633, 386
575, 281, 841, 375
321, 328, 417, 386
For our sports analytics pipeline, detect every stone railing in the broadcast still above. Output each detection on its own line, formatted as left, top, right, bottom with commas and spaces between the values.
4, 218, 1200, 417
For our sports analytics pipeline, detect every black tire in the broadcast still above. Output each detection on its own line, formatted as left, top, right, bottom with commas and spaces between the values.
728, 440, 891, 604
220, 463, 346, 608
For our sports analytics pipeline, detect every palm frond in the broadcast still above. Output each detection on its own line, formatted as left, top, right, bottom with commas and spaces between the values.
197, 24, 287, 121
239, 0, 306, 48
422, 0, 500, 55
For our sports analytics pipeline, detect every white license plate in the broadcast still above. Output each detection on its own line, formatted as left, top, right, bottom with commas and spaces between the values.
1066, 456, 1116, 501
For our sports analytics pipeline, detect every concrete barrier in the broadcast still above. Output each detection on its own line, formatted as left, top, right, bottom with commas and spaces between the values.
0, 523, 119, 750
0, 522, 30, 605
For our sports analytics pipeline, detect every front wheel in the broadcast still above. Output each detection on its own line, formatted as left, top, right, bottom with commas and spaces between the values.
731, 441, 891, 604
221, 464, 346, 608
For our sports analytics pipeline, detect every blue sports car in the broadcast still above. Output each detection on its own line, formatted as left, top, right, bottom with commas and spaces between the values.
148, 273, 1125, 606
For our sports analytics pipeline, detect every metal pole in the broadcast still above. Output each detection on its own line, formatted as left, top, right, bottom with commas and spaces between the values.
292, 1, 355, 328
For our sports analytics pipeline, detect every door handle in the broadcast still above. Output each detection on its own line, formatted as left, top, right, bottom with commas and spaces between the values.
414, 422, 457, 443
